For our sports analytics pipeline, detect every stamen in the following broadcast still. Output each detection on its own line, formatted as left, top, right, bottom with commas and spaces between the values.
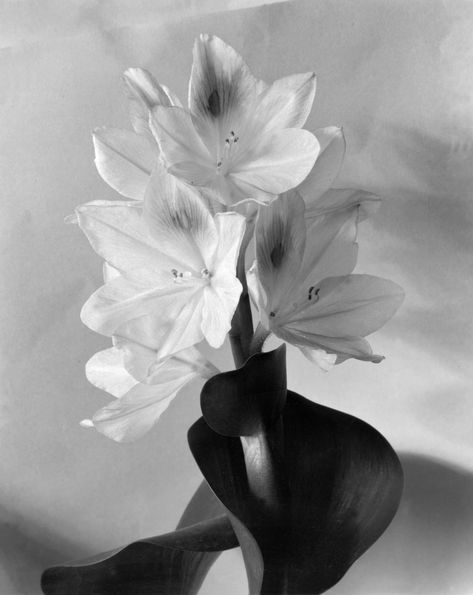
269, 311, 276, 318
308, 287, 320, 302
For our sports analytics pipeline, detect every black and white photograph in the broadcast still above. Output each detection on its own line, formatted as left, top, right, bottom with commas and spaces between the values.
1, 0, 473, 593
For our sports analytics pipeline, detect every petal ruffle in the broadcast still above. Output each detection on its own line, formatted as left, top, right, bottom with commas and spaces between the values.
93, 127, 157, 199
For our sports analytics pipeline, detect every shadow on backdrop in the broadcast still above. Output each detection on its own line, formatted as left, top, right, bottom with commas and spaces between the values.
331, 452, 473, 594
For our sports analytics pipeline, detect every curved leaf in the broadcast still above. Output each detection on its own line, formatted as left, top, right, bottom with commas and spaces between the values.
41, 481, 238, 595
200, 345, 287, 437
189, 390, 403, 594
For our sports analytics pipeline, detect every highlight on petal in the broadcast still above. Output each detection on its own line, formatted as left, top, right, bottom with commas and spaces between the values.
230, 128, 320, 197
189, 34, 259, 126
85, 347, 137, 398
299, 346, 337, 371
92, 127, 157, 199
255, 72, 316, 131
298, 126, 346, 205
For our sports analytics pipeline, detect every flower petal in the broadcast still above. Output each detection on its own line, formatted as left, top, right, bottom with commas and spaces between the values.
150, 105, 212, 178
118, 341, 218, 384
298, 202, 360, 285
72, 200, 176, 273
85, 347, 137, 398
89, 381, 183, 442
211, 212, 246, 274
123, 67, 181, 137
297, 126, 346, 205
201, 274, 243, 348
230, 128, 319, 196
93, 127, 157, 199
143, 166, 218, 272
285, 274, 405, 338
255, 192, 306, 313
255, 72, 316, 130
188, 34, 259, 134
80, 268, 200, 338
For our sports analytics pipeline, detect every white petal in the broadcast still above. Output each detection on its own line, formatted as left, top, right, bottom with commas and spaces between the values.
188, 34, 259, 132
150, 105, 212, 176
255, 72, 316, 130
143, 166, 218, 272
118, 341, 218, 384
277, 327, 383, 364
211, 212, 246, 274
93, 127, 157, 199
230, 128, 320, 196
80, 269, 200, 337
123, 68, 181, 137
255, 193, 306, 313
90, 380, 184, 442
285, 274, 405, 338
73, 200, 175, 272
85, 347, 137, 398
201, 274, 242, 347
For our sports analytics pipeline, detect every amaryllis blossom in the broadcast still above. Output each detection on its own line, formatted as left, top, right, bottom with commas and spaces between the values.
248, 192, 404, 368
92, 68, 179, 201
81, 342, 218, 442
76, 167, 246, 359
150, 34, 320, 205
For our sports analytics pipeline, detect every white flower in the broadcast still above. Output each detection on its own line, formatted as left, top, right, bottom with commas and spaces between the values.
76, 167, 246, 358
81, 342, 218, 442
248, 192, 404, 366
150, 34, 320, 206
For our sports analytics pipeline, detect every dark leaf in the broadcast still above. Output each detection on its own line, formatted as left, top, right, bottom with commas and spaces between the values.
189, 390, 403, 594
201, 345, 287, 437
41, 481, 238, 595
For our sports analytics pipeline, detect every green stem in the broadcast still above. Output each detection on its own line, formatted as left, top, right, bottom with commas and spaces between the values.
249, 323, 271, 356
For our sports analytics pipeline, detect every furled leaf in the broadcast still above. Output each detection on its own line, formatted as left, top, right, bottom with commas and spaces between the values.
190, 351, 403, 595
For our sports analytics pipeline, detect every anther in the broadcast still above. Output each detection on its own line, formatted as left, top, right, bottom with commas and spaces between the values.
269, 311, 276, 318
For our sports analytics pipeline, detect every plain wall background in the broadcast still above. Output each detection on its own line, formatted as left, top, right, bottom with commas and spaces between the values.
1, 0, 473, 593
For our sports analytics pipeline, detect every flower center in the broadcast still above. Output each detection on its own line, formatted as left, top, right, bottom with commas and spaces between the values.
216, 130, 239, 175
171, 268, 211, 284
